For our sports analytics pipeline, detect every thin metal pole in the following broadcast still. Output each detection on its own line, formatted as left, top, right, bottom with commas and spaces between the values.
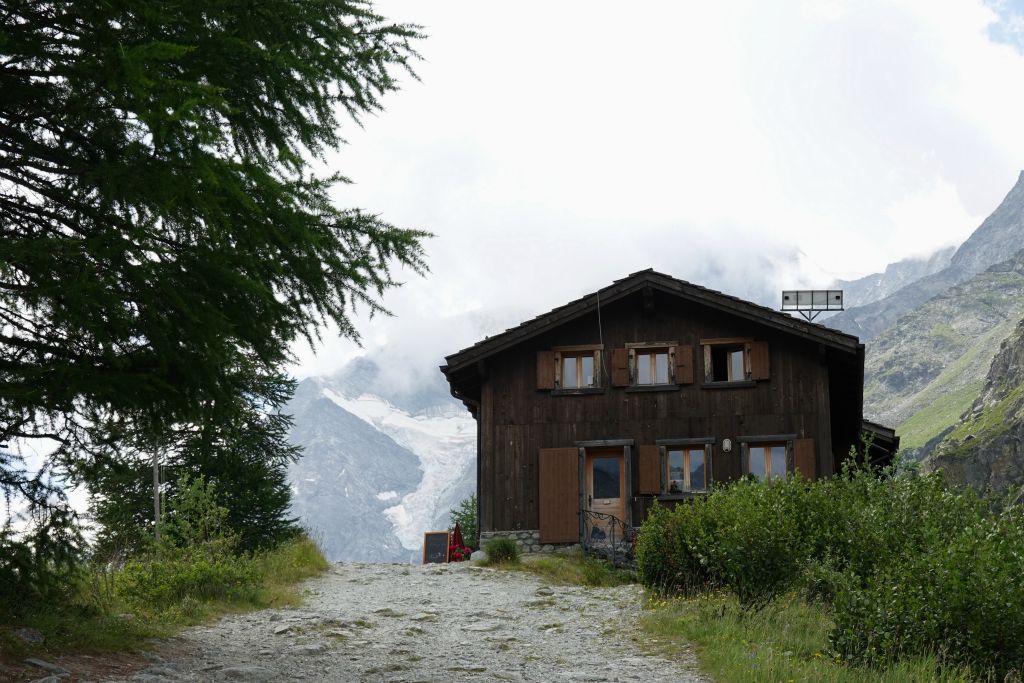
153, 449, 161, 542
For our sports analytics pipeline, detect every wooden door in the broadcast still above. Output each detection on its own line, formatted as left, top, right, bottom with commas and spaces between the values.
585, 447, 625, 532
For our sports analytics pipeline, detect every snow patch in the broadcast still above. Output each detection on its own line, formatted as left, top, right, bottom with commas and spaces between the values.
375, 490, 399, 502
322, 389, 475, 549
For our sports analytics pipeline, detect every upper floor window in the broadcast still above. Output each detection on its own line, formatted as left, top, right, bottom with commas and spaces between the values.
535, 346, 603, 391
627, 342, 676, 386
561, 350, 597, 389
635, 347, 670, 385
701, 338, 770, 384
609, 343, 694, 389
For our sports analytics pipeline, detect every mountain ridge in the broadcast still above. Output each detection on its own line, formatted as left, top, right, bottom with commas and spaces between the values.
863, 249, 1024, 457
286, 360, 475, 563
827, 171, 1024, 341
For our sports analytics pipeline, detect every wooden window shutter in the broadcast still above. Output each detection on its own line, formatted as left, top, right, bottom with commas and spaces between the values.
538, 447, 580, 543
611, 348, 630, 387
674, 344, 694, 385
703, 345, 713, 383
747, 341, 770, 380
637, 445, 661, 494
536, 351, 555, 390
794, 438, 816, 481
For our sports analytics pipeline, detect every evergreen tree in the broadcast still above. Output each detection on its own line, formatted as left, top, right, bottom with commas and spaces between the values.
1, 1, 426, 560
85, 369, 301, 556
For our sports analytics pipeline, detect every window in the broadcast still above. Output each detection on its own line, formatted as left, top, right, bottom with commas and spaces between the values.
747, 443, 788, 482
550, 346, 603, 390
639, 440, 714, 496
636, 348, 669, 384
701, 338, 770, 384
711, 345, 746, 381
627, 342, 677, 386
561, 352, 596, 389
666, 446, 706, 493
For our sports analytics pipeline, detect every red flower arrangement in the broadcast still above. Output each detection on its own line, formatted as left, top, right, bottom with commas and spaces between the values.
449, 544, 473, 561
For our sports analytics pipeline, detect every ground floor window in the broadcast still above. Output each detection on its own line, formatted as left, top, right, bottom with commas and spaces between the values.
748, 443, 787, 482
666, 446, 707, 492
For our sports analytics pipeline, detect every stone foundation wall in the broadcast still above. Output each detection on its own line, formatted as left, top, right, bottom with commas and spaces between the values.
478, 530, 580, 554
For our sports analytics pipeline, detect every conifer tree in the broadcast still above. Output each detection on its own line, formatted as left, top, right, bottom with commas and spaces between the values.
0, 2, 426, 557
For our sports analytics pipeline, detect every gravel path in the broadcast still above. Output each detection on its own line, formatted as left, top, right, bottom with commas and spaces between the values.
97, 561, 705, 682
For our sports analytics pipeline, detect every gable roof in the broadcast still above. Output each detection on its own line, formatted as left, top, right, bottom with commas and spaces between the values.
442, 269, 861, 376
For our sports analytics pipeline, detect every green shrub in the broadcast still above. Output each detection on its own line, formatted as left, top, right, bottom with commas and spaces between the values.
638, 478, 807, 607
117, 475, 258, 610
698, 478, 806, 608
636, 458, 1022, 675
830, 508, 1024, 677
117, 550, 258, 608
635, 498, 715, 595
484, 538, 520, 564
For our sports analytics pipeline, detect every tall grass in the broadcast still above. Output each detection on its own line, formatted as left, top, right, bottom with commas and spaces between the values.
642, 592, 973, 683
494, 549, 634, 587
0, 533, 329, 660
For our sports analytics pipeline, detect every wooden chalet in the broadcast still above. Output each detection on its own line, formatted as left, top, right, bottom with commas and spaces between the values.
440, 269, 896, 548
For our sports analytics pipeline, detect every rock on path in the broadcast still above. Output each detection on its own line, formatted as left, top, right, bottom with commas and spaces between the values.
99, 561, 705, 682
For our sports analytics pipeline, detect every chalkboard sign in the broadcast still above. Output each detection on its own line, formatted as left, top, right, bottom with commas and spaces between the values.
422, 531, 450, 564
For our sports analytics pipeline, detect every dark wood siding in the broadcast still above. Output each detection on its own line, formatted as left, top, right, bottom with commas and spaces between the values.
478, 288, 835, 532
538, 447, 579, 543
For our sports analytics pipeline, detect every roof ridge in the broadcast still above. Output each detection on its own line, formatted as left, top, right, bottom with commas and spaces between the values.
441, 270, 860, 372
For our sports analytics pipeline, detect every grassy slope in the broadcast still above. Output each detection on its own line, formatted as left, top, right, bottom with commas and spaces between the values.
641, 592, 971, 683
863, 267, 1024, 454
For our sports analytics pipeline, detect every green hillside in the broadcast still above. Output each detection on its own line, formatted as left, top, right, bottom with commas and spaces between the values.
862, 252, 1024, 456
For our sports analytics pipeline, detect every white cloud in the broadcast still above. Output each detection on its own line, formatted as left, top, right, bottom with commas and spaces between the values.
291, 0, 1024, 379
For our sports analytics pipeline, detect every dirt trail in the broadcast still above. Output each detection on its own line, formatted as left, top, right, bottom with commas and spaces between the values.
84, 561, 703, 682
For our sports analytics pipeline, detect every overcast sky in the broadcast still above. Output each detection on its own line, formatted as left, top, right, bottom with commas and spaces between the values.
291, 0, 1024, 387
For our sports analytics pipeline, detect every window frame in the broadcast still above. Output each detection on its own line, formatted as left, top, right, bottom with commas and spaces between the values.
701, 337, 755, 386
626, 341, 678, 388
664, 445, 708, 493
654, 437, 715, 498
552, 344, 604, 393
740, 436, 795, 483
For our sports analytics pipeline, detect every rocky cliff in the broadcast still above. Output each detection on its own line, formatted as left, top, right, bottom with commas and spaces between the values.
924, 317, 1024, 493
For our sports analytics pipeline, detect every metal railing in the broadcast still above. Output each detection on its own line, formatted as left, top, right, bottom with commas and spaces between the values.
581, 509, 636, 568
